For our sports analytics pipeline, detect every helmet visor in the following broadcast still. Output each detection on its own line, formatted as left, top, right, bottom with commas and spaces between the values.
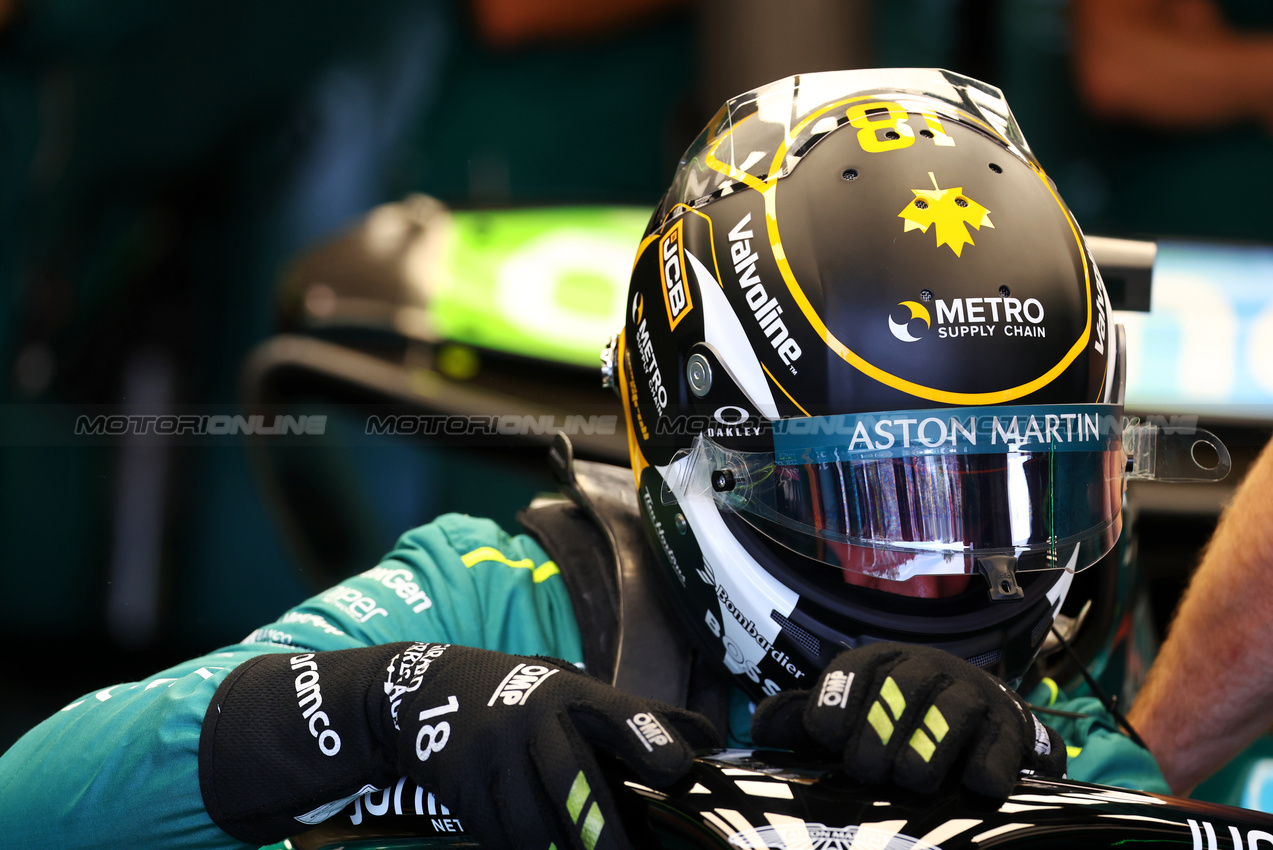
665, 404, 1227, 582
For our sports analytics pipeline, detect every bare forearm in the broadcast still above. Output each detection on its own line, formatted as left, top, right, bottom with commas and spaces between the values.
469, 0, 688, 48
1128, 440, 1273, 794
1072, 0, 1273, 128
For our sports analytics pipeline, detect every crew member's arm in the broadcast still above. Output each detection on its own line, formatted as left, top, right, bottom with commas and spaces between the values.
1071, 0, 1273, 130
468, 0, 686, 48
1127, 439, 1273, 794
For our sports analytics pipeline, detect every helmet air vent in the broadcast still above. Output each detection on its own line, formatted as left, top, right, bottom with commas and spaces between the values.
770, 610, 822, 658
966, 649, 1002, 669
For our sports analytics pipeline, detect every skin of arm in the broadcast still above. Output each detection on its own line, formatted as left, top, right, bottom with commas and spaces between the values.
467, 0, 687, 48
1127, 438, 1273, 795
1071, 0, 1273, 130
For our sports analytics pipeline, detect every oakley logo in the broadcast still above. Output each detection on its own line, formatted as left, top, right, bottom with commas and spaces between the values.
714, 405, 750, 425
706, 405, 763, 438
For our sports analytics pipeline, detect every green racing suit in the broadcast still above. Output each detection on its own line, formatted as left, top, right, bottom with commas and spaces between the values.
0, 512, 1170, 849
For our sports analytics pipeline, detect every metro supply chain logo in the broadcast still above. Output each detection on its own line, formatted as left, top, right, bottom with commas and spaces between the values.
634, 315, 669, 419
888, 295, 1046, 343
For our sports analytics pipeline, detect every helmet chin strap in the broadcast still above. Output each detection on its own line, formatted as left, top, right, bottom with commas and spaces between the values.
977, 554, 1025, 601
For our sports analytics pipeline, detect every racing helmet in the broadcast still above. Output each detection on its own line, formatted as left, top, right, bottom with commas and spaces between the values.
604, 69, 1226, 702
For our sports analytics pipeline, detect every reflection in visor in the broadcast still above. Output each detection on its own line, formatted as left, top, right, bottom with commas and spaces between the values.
667, 403, 1136, 581
667, 402, 1228, 581
754, 448, 1123, 575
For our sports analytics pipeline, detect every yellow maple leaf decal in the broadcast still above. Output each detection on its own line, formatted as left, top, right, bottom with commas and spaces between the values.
898, 172, 994, 257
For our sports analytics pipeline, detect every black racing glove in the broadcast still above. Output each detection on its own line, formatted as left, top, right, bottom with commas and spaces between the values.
385, 643, 720, 850
751, 643, 1066, 800
200, 643, 720, 849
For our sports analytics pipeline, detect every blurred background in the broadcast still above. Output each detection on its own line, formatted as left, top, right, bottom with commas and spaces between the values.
3, 0, 1273, 805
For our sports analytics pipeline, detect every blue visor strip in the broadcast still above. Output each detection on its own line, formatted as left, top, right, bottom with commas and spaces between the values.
772, 404, 1123, 464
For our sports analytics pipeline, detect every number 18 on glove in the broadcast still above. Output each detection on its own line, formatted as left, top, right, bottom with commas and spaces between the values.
200, 642, 720, 850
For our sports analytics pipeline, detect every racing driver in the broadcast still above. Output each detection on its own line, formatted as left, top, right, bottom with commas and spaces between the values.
0, 69, 1225, 850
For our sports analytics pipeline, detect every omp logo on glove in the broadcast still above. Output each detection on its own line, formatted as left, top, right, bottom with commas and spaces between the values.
817, 670, 854, 708
626, 713, 673, 751
487, 663, 560, 706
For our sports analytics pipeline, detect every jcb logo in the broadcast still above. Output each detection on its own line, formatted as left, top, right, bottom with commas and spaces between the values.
660, 221, 693, 331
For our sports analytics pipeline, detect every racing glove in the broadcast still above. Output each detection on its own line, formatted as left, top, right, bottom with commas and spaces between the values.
751, 643, 1066, 800
200, 642, 720, 848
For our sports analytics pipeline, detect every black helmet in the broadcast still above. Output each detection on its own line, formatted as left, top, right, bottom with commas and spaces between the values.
605, 69, 1228, 701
